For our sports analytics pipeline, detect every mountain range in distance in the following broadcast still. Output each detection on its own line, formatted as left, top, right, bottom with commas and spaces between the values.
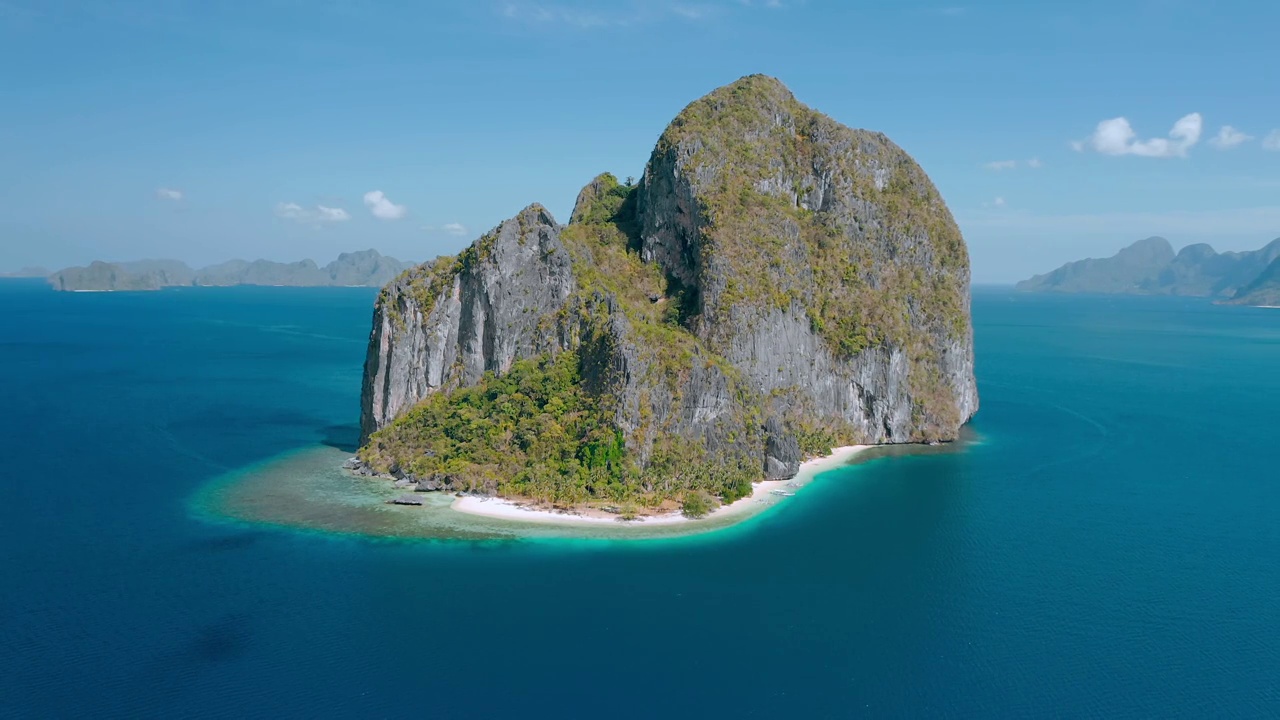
45, 250, 414, 292
1016, 236, 1280, 307
0, 267, 51, 278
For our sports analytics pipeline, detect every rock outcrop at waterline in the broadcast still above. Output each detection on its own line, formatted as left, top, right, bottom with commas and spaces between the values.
356, 75, 978, 504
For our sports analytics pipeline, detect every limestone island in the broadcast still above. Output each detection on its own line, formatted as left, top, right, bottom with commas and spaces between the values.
49, 250, 413, 292
343, 74, 978, 532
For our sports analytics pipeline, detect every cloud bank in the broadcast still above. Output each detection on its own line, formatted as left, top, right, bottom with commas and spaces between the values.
276, 202, 351, 224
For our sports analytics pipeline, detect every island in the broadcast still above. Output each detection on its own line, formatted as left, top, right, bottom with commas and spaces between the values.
1016, 236, 1280, 303
48, 250, 412, 291
1228, 256, 1280, 307
0, 267, 50, 278
349, 75, 979, 525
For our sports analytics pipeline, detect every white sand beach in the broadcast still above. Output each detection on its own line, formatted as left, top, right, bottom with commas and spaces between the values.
450, 445, 871, 527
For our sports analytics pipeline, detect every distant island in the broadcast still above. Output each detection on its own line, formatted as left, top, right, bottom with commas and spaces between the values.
1016, 236, 1280, 306
352, 75, 979, 525
0, 267, 50, 278
48, 250, 412, 292
1230, 257, 1280, 307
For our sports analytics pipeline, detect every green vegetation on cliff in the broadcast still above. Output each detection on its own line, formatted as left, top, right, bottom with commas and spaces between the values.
363, 174, 759, 507
360, 352, 629, 503
655, 74, 969, 355
360, 349, 754, 506
564, 174, 763, 501
644, 74, 971, 436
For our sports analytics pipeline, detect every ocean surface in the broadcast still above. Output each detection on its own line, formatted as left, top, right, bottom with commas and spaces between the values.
2, 278, 1278, 718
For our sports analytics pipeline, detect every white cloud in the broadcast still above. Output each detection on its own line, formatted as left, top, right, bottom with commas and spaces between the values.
276, 202, 351, 224
981, 196, 1006, 209
442, 222, 468, 236
1027, 157, 1043, 169
1209, 125, 1252, 150
1077, 112, 1203, 158
155, 187, 183, 201
1263, 130, 1280, 151
363, 190, 407, 220
275, 202, 306, 221
316, 205, 352, 222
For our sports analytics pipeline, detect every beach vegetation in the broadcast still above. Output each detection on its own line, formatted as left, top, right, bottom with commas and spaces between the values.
681, 491, 714, 519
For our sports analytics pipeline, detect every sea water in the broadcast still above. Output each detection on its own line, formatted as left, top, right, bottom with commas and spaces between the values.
2, 279, 1277, 717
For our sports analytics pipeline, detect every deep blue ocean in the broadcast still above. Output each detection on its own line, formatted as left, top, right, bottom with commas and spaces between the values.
2, 279, 1278, 718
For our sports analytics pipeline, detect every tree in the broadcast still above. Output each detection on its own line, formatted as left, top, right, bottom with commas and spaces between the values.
681, 491, 713, 519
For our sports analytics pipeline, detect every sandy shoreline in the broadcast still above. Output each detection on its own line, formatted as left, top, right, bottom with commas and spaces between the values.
450, 445, 871, 527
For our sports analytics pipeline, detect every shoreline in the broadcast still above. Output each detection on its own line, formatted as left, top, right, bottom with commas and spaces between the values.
450, 445, 871, 528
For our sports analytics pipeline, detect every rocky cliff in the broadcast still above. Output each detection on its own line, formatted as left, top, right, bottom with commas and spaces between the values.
359, 205, 576, 441
357, 75, 978, 505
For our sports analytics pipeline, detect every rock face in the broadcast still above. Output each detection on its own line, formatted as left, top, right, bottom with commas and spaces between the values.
1017, 237, 1280, 297
633, 74, 977, 444
357, 75, 978, 501
359, 205, 575, 441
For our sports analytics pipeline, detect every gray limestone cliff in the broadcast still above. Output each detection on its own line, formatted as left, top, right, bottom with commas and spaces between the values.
357, 75, 979, 498
359, 205, 575, 442
633, 74, 977, 447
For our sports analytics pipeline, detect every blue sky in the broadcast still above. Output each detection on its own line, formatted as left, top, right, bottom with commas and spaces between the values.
1, 0, 1277, 282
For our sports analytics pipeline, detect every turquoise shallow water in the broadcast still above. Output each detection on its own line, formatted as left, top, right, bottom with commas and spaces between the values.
2, 279, 1278, 717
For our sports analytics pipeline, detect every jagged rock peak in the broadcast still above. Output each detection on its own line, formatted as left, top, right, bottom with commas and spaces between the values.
637, 72, 977, 439
358, 202, 574, 442
571, 173, 626, 225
